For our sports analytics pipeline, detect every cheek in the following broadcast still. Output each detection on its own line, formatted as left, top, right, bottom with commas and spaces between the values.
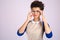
37, 13, 41, 17
32, 13, 41, 17
36, 13, 40, 16
32, 14, 34, 16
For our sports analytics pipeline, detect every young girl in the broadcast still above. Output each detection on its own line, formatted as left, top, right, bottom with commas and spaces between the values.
17, 1, 53, 40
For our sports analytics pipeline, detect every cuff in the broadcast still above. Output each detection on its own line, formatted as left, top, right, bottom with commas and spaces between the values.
17, 30, 24, 36
46, 31, 53, 38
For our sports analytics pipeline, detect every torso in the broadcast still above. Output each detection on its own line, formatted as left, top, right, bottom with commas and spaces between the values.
26, 20, 44, 40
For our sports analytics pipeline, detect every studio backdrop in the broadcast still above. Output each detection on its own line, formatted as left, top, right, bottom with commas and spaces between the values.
0, 0, 60, 40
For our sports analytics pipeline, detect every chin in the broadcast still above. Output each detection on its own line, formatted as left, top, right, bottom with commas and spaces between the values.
34, 17, 39, 19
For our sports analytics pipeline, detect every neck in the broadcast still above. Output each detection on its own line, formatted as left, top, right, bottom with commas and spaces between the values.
33, 18, 40, 22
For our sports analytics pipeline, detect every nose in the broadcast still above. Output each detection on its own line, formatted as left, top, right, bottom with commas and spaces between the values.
33, 11, 38, 14
34, 11, 37, 14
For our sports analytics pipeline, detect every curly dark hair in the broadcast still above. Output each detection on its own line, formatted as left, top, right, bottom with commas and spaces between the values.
31, 1, 44, 10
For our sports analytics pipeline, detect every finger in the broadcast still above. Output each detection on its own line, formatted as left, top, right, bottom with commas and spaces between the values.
29, 12, 32, 16
40, 10, 43, 15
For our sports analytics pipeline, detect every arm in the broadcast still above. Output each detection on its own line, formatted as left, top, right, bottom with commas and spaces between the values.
41, 11, 53, 38
42, 15, 53, 38
42, 15, 52, 34
17, 20, 29, 36
17, 12, 32, 36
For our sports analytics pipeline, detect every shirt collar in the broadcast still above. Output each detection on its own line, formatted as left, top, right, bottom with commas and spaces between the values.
32, 20, 40, 24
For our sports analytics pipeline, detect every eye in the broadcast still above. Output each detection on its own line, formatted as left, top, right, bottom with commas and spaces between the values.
32, 11, 35, 13
32, 10, 40, 13
36, 11, 40, 13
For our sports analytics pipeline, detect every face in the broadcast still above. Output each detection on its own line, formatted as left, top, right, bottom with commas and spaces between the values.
31, 7, 41, 19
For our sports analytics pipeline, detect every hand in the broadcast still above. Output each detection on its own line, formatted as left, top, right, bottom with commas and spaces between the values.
27, 12, 33, 21
40, 10, 43, 16
40, 10, 45, 21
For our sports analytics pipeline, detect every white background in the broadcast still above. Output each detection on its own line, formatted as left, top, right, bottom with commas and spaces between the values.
0, 0, 60, 40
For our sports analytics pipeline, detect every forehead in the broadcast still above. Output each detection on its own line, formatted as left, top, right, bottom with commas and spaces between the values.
31, 7, 41, 11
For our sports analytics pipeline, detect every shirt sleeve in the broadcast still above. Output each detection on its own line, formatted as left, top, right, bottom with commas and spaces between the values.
42, 21, 53, 38
17, 27, 27, 36
45, 31, 53, 38
17, 21, 31, 36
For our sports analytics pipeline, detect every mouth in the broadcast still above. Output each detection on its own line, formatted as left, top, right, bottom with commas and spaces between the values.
34, 15, 37, 16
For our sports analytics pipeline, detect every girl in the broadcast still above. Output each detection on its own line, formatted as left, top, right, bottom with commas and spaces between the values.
17, 1, 53, 40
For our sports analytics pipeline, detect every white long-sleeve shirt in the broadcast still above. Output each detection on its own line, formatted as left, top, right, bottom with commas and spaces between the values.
26, 20, 43, 40
17, 20, 53, 40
